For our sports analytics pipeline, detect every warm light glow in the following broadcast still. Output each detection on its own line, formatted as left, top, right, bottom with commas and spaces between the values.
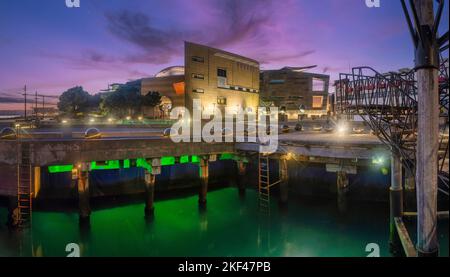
126, 116, 131, 120
336, 122, 348, 135
138, 116, 143, 121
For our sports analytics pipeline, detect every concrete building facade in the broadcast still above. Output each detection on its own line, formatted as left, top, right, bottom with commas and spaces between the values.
141, 42, 260, 118
260, 67, 330, 120
184, 42, 260, 116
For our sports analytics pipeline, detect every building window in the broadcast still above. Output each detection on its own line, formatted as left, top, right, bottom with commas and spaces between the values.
192, 73, 204, 80
269, 79, 285, 85
312, 96, 324, 108
192, 56, 204, 63
193, 88, 204, 93
217, 68, 227, 78
312, 78, 325, 92
217, 96, 227, 105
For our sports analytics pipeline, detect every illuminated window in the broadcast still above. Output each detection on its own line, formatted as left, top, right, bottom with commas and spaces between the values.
312, 96, 324, 108
193, 88, 204, 93
192, 56, 204, 63
192, 73, 204, 80
172, 82, 185, 95
312, 78, 325, 91
217, 96, 227, 105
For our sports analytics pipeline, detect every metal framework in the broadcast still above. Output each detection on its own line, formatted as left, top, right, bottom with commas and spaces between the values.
336, 51, 449, 196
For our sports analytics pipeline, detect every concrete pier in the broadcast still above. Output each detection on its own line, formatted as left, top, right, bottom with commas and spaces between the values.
6, 196, 19, 227
236, 160, 247, 196
77, 163, 91, 226
199, 157, 209, 208
389, 153, 403, 254
336, 171, 349, 213
279, 157, 289, 208
144, 171, 156, 218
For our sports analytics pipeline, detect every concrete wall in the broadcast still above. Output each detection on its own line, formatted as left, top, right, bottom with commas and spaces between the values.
184, 41, 260, 115
260, 69, 330, 119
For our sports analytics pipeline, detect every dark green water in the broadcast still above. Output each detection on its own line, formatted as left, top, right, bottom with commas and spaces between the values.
0, 188, 448, 257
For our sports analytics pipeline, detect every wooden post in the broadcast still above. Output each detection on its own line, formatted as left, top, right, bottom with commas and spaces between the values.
279, 157, 289, 207
144, 170, 156, 218
389, 153, 403, 254
415, 0, 439, 257
77, 163, 91, 226
336, 171, 349, 213
199, 158, 209, 208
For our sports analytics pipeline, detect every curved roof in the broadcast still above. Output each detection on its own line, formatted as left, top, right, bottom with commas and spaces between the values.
155, 66, 185, 78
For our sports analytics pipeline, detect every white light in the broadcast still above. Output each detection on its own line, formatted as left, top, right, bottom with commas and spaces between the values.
62, 120, 68, 124
126, 116, 131, 120
138, 116, 143, 121
89, 118, 95, 123
15, 124, 20, 128
108, 118, 114, 123
336, 122, 348, 135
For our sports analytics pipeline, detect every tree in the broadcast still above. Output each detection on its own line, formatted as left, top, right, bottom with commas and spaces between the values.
101, 84, 141, 117
142, 91, 162, 107
57, 86, 90, 116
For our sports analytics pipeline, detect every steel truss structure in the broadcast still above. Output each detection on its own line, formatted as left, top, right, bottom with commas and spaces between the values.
336, 52, 449, 196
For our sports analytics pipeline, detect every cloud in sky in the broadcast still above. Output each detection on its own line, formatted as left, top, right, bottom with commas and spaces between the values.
0, 0, 447, 95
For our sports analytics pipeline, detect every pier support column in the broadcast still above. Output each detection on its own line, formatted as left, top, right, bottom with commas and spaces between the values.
414, 0, 439, 257
279, 157, 289, 209
336, 171, 349, 213
236, 160, 247, 197
6, 196, 19, 228
198, 157, 209, 208
77, 163, 91, 227
144, 170, 156, 218
389, 153, 403, 254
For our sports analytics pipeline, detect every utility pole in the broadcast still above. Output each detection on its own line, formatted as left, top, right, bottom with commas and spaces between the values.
35, 90, 38, 120
414, 0, 439, 256
23, 85, 27, 120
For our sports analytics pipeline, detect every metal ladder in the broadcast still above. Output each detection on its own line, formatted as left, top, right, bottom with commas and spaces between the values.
17, 142, 32, 228
258, 153, 270, 212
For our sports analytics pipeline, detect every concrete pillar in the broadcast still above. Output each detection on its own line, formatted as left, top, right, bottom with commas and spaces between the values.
77, 163, 91, 226
279, 157, 289, 208
198, 158, 209, 208
337, 171, 349, 213
144, 170, 156, 218
389, 153, 403, 254
414, 0, 439, 257
236, 160, 247, 196
6, 196, 19, 228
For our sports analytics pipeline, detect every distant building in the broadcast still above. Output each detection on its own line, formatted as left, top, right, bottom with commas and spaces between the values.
260, 67, 330, 119
32, 107, 58, 117
141, 42, 260, 118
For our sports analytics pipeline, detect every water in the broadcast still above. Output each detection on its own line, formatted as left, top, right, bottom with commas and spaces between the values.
0, 188, 448, 257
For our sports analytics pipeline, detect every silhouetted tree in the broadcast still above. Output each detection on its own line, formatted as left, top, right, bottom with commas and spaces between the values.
57, 86, 90, 116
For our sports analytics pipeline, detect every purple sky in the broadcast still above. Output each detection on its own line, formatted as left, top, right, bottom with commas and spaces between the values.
0, 0, 448, 109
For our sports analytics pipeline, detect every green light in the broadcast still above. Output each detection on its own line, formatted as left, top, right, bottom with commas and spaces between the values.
91, 160, 121, 170
220, 153, 236, 160
161, 156, 176, 166
191, 155, 200, 163
48, 165, 73, 173
123, 159, 130, 169
136, 158, 152, 172
180, 155, 190, 164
